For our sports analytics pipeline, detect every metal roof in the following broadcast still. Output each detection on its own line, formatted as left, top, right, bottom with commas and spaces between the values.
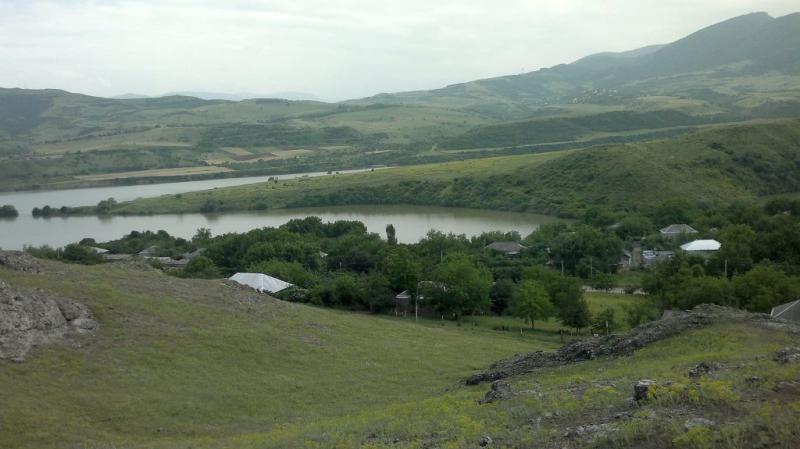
229, 272, 294, 294
680, 239, 721, 251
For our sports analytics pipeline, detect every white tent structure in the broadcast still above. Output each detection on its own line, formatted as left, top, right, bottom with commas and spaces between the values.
680, 239, 721, 252
229, 272, 294, 294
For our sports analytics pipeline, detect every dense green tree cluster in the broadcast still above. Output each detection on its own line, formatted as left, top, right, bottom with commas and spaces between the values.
0, 204, 18, 218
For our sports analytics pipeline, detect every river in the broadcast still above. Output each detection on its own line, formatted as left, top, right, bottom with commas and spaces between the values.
0, 171, 561, 249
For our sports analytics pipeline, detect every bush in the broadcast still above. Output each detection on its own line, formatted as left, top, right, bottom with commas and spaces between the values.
181, 255, 220, 279
590, 273, 615, 290
0, 204, 18, 218
62, 244, 104, 265
622, 301, 660, 327
591, 307, 618, 332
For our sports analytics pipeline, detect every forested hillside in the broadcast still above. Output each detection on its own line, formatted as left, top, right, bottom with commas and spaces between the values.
104, 119, 800, 217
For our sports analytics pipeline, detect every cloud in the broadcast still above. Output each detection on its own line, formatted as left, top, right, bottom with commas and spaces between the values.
0, 0, 797, 100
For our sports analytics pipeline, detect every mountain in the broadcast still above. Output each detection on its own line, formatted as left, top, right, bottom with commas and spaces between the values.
357, 12, 800, 114
111, 93, 149, 99
1, 12, 799, 191
163, 91, 321, 101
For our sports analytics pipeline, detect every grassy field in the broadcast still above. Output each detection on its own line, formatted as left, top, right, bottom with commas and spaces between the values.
405, 292, 653, 338
0, 261, 549, 449
75, 166, 234, 181
105, 119, 800, 217
2, 261, 797, 448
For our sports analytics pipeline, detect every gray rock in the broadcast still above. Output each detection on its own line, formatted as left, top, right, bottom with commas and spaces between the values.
634, 379, 655, 402
466, 305, 771, 385
684, 417, 716, 430
688, 362, 717, 379
773, 347, 800, 364
774, 381, 800, 395
0, 251, 42, 273
0, 279, 97, 361
479, 435, 492, 446
479, 380, 513, 404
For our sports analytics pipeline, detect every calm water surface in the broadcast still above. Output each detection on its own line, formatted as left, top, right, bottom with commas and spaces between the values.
0, 172, 561, 249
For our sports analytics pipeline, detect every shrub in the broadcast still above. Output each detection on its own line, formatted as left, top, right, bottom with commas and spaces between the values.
62, 244, 104, 265
0, 204, 18, 218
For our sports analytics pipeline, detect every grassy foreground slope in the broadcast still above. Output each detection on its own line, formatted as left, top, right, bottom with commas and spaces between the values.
0, 261, 543, 449
112, 119, 800, 217
3, 261, 798, 448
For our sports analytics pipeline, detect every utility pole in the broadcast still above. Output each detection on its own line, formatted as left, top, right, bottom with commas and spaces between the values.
415, 282, 419, 322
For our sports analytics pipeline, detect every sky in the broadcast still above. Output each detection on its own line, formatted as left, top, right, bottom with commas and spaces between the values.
0, 0, 797, 102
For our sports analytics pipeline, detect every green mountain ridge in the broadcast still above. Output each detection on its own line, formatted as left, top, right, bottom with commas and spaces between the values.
104, 119, 800, 217
1, 12, 799, 191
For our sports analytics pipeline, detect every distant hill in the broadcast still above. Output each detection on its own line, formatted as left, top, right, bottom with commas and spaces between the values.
1, 12, 799, 191
357, 12, 800, 114
162, 91, 322, 101
110, 119, 800, 217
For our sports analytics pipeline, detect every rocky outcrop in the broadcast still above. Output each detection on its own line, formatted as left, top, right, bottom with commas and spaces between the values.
466, 305, 790, 385
773, 347, 800, 364
479, 380, 513, 404
0, 279, 97, 362
0, 251, 41, 273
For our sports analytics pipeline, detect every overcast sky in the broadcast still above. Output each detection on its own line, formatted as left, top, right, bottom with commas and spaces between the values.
0, 0, 797, 102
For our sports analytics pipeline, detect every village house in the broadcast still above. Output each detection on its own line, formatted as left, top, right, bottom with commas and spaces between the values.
229, 272, 294, 294
771, 300, 800, 323
659, 224, 698, 239
680, 239, 721, 255
486, 241, 527, 256
642, 250, 674, 267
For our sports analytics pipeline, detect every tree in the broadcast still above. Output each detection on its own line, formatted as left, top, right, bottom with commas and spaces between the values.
717, 224, 756, 275
522, 266, 584, 316
511, 280, 554, 328
614, 215, 654, 240
652, 198, 696, 227
386, 224, 398, 246
0, 204, 18, 218
380, 247, 421, 293
95, 198, 117, 215
192, 227, 212, 243
182, 255, 220, 279
490, 278, 516, 315
678, 276, 733, 309
622, 301, 660, 327
591, 307, 617, 333
311, 274, 365, 308
429, 253, 492, 318
362, 272, 395, 314
62, 244, 103, 265
559, 294, 591, 331
590, 273, 615, 291
732, 265, 800, 312
549, 225, 623, 277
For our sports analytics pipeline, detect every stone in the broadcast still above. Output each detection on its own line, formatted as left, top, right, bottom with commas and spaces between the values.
634, 379, 655, 402
465, 305, 765, 385
774, 381, 800, 395
479, 435, 492, 446
773, 347, 800, 364
684, 417, 716, 430
0, 251, 42, 273
0, 279, 97, 361
480, 380, 513, 404
688, 362, 716, 379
